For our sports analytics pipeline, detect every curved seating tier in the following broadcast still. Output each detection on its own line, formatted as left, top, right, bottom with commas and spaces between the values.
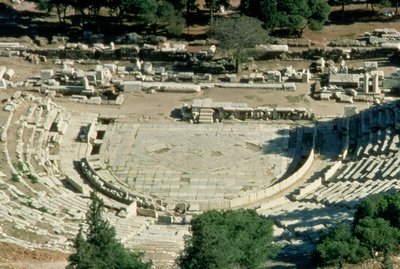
0, 96, 157, 256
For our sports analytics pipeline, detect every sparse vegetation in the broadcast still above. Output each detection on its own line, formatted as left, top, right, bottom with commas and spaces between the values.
28, 173, 39, 184
38, 206, 49, 213
285, 94, 308, 103
15, 161, 25, 172
11, 173, 20, 182
244, 95, 263, 102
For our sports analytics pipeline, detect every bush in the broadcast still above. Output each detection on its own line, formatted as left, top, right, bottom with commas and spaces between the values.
28, 173, 39, 184
177, 209, 277, 269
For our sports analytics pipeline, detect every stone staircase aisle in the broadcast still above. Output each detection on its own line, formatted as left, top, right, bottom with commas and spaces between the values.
198, 108, 213, 124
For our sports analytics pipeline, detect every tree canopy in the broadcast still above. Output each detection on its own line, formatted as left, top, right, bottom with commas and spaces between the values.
316, 223, 369, 267
240, 0, 330, 36
176, 209, 277, 269
208, 15, 270, 72
208, 15, 270, 50
67, 192, 151, 269
316, 192, 400, 268
35, 0, 187, 35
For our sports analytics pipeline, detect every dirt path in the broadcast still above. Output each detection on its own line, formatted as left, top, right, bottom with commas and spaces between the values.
0, 242, 68, 269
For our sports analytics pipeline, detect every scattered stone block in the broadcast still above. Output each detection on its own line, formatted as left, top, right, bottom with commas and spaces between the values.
0, 66, 6, 79
69, 95, 88, 102
40, 69, 54, 81
301, 70, 310, 83
47, 79, 59, 86
115, 94, 124, 105
142, 62, 153, 75
177, 72, 194, 81
158, 215, 174, 224
340, 94, 354, 103
137, 207, 158, 218
87, 96, 102, 105
126, 200, 137, 217
123, 81, 142, 93
225, 74, 237, 83
3, 69, 14, 80
0, 79, 7, 89
103, 63, 117, 73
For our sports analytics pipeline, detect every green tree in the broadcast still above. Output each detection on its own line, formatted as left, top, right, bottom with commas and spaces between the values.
354, 217, 400, 258
240, 0, 330, 36
67, 192, 151, 269
353, 192, 400, 228
316, 223, 369, 267
176, 209, 277, 269
35, 0, 71, 24
318, 193, 400, 268
205, 0, 230, 24
208, 15, 270, 72
157, 1, 186, 35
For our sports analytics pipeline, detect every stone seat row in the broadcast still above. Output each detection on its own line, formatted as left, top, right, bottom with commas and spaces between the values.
343, 103, 400, 160
107, 213, 151, 243
260, 200, 354, 256
360, 105, 396, 134
0, 200, 75, 244
336, 154, 400, 181
300, 178, 400, 207
13, 101, 70, 176
352, 128, 398, 159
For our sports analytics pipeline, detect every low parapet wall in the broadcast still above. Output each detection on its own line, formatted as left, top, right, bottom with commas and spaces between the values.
81, 157, 156, 207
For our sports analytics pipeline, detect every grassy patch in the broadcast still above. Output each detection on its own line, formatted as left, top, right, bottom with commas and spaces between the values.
15, 161, 25, 172
244, 95, 263, 102
11, 173, 20, 182
285, 94, 308, 104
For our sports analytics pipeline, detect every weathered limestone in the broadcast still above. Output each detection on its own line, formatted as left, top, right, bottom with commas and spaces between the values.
364, 73, 370, 93
137, 208, 158, 218
301, 70, 310, 83
373, 73, 380, 94
0, 78, 7, 89
142, 82, 201, 93
40, 69, 54, 81
123, 81, 142, 93
3, 68, 14, 80
0, 66, 6, 79
214, 82, 296, 91
142, 62, 153, 75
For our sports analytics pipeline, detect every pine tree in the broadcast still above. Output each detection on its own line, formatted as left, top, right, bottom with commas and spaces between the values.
67, 192, 151, 269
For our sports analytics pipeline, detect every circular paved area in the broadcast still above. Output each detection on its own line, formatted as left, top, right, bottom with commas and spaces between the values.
101, 123, 295, 201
